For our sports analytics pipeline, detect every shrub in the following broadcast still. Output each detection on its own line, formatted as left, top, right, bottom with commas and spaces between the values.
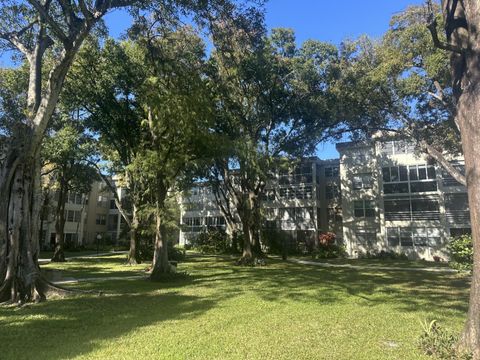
359, 250, 408, 260
313, 244, 346, 259
192, 228, 229, 254
318, 232, 336, 247
137, 239, 185, 262
418, 320, 472, 360
448, 235, 473, 271
311, 232, 346, 259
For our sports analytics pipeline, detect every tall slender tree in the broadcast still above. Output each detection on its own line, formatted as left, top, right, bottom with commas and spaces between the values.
129, 25, 216, 279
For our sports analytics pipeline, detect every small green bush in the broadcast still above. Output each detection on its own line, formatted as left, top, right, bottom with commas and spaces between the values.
418, 320, 472, 359
359, 250, 408, 260
192, 228, 229, 254
313, 244, 346, 259
448, 235, 473, 271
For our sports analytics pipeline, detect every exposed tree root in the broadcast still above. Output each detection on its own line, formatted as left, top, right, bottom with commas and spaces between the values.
0, 275, 103, 306
235, 255, 255, 267
235, 255, 267, 267
125, 257, 140, 266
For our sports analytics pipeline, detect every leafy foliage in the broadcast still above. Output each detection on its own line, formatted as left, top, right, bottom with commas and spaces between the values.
192, 228, 230, 254
418, 320, 472, 360
448, 235, 473, 272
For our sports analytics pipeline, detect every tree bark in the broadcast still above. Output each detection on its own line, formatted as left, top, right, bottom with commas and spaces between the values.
51, 179, 67, 262
126, 203, 140, 265
150, 188, 172, 281
437, 0, 480, 356
0, 15, 95, 303
454, 26, 480, 358
0, 143, 47, 303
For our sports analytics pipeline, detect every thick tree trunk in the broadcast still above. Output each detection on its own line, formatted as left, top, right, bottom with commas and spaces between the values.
456, 49, 480, 359
438, 1, 480, 356
237, 215, 254, 266
126, 203, 140, 265
0, 145, 48, 303
150, 209, 172, 281
51, 180, 67, 262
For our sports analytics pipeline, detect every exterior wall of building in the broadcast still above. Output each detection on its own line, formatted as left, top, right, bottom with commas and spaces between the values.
337, 139, 469, 261
179, 185, 226, 246
178, 159, 344, 250
40, 180, 128, 250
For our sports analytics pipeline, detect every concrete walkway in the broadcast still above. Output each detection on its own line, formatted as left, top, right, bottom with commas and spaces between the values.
39, 251, 128, 265
288, 258, 458, 273
52, 274, 146, 286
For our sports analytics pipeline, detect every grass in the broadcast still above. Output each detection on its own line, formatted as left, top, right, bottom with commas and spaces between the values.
293, 256, 451, 269
0, 254, 470, 359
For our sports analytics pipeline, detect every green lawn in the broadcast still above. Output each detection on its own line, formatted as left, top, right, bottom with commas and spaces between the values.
0, 254, 470, 359
292, 256, 451, 269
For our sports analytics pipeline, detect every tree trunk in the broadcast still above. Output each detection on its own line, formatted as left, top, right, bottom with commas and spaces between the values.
455, 46, 480, 359
126, 203, 140, 265
51, 180, 67, 262
439, 1, 480, 356
150, 208, 172, 281
238, 216, 254, 265
0, 145, 48, 303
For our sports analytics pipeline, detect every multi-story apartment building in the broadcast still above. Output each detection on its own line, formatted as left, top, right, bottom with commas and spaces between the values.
40, 181, 127, 250
179, 185, 227, 246
337, 139, 469, 260
179, 138, 470, 261
179, 158, 344, 249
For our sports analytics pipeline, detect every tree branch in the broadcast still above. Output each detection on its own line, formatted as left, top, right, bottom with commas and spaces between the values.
426, 17, 463, 54
420, 141, 466, 186
26, 0, 70, 45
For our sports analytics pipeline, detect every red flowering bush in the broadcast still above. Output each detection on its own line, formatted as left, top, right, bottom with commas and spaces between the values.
318, 232, 336, 247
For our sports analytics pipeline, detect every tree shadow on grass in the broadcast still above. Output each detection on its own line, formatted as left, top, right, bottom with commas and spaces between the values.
0, 284, 222, 360
0, 254, 470, 359
187, 256, 470, 317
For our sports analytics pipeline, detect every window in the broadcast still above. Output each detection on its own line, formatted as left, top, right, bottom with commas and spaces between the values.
356, 230, 376, 246
450, 228, 472, 237
411, 197, 440, 220
279, 187, 295, 200
65, 210, 81, 223
295, 186, 313, 199
380, 140, 415, 155
327, 208, 343, 225
325, 184, 340, 200
442, 162, 466, 187
110, 200, 117, 209
354, 200, 375, 218
384, 198, 411, 221
352, 173, 373, 190
386, 227, 441, 248
382, 165, 437, 194
64, 233, 78, 244
108, 214, 119, 231
325, 166, 339, 178
97, 195, 108, 208
95, 214, 106, 225
385, 196, 440, 221
444, 193, 470, 224
387, 228, 400, 247
400, 228, 413, 246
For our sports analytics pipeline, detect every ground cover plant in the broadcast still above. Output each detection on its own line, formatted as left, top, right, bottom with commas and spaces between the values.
0, 254, 470, 359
